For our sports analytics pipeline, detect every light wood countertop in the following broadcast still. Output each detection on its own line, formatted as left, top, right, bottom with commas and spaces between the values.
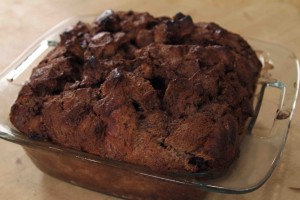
0, 0, 300, 199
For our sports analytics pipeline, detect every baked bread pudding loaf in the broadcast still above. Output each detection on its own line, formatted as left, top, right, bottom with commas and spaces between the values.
10, 10, 262, 173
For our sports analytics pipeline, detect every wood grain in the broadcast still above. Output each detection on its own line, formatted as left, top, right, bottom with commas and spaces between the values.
0, 0, 300, 199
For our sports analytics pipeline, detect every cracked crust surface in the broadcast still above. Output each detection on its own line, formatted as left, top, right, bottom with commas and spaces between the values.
10, 10, 261, 173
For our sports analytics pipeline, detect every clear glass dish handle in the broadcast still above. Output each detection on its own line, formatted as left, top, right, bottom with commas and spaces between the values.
250, 81, 284, 131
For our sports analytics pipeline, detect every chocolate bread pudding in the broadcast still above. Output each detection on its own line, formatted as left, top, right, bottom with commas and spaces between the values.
10, 10, 262, 173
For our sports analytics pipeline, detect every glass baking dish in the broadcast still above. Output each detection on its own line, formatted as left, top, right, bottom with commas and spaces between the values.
0, 15, 299, 199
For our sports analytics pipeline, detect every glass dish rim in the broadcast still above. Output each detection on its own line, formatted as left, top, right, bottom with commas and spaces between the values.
0, 14, 299, 195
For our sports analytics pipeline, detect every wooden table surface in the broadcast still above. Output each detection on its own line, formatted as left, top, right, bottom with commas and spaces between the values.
1, 0, 300, 199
